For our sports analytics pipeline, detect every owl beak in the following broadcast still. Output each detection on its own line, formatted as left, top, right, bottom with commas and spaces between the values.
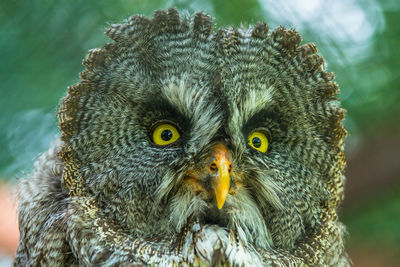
210, 144, 231, 210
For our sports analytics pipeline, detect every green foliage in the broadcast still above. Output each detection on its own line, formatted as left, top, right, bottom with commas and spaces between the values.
343, 184, 400, 250
340, 8, 400, 134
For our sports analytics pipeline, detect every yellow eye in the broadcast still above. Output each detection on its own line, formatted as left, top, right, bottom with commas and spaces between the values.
151, 122, 181, 146
248, 131, 269, 153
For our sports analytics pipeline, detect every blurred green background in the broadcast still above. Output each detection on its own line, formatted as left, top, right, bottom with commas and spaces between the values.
0, 0, 399, 265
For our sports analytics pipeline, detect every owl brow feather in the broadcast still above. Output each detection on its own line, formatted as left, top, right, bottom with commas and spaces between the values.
235, 86, 275, 127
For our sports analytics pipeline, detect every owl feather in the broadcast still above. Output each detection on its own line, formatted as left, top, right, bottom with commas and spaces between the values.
15, 8, 349, 266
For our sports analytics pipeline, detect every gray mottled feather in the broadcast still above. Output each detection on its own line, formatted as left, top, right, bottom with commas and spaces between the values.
15, 8, 349, 266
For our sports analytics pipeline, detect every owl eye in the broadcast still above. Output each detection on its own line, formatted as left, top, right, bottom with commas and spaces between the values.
248, 130, 269, 153
151, 122, 181, 146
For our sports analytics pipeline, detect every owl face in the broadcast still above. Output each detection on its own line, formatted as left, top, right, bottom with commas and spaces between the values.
59, 8, 346, 254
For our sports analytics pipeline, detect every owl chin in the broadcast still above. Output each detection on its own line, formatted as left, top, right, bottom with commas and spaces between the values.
178, 214, 264, 265
168, 196, 231, 232
200, 206, 230, 227
168, 191, 273, 255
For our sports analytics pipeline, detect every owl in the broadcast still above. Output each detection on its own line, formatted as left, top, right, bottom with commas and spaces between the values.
14, 8, 349, 266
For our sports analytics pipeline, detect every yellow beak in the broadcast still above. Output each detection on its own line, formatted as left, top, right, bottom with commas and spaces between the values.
210, 144, 231, 210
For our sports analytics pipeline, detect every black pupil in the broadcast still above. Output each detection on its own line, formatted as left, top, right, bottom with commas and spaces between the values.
252, 137, 262, 148
161, 129, 173, 141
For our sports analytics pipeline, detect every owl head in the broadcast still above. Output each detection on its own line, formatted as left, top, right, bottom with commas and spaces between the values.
57, 8, 346, 262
